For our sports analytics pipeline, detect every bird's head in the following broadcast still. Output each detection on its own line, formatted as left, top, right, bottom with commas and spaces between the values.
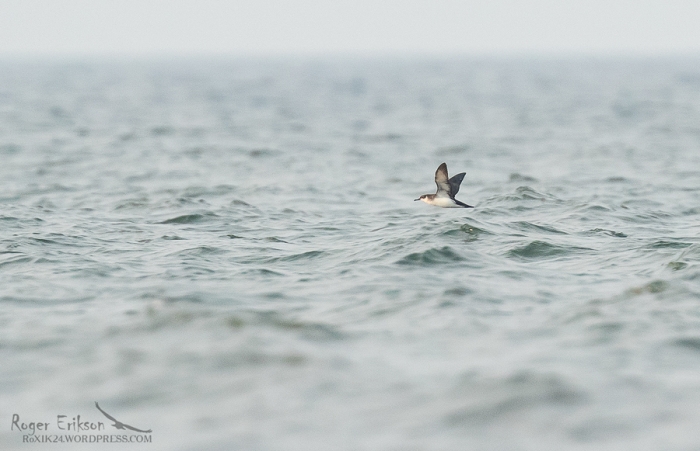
415, 194, 432, 203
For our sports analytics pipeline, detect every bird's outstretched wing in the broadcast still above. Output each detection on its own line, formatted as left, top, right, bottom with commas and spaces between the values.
448, 172, 466, 197
434, 163, 452, 197
122, 424, 152, 433
95, 402, 118, 423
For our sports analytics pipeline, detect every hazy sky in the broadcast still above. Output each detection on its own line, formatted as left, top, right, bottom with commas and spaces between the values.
1, 0, 699, 56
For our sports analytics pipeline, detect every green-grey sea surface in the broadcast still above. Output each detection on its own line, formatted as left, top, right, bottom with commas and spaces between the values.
1, 57, 700, 450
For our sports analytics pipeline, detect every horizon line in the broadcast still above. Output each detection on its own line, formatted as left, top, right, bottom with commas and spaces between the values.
2, 49, 700, 61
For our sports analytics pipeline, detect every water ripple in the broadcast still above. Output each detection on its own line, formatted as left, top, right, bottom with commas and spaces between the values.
396, 246, 466, 265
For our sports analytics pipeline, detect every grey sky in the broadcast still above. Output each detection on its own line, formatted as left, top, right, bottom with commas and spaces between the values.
1, 0, 699, 56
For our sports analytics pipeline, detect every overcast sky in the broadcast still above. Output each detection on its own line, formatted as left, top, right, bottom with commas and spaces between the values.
1, 0, 699, 56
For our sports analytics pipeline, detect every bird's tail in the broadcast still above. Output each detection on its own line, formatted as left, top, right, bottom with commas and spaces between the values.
454, 199, 473, 208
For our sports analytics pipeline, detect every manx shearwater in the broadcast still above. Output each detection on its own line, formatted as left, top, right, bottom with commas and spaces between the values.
415, 163, 473, 208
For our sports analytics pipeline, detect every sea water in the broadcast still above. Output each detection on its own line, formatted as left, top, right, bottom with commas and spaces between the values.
1, 57, 700, 450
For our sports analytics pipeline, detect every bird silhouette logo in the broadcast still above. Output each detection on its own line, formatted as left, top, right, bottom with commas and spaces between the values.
94, 402, 152, 433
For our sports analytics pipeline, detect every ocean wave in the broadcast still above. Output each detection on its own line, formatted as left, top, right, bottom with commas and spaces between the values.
397, 246, 465, 265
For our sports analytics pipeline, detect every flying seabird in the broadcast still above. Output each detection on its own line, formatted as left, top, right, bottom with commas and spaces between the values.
415, 162, 473, 208
95, 402, 152, 433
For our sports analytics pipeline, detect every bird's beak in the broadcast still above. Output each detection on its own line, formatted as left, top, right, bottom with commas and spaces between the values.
414, 198, 420, 201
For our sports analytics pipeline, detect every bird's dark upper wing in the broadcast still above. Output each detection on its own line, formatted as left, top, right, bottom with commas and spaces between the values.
95, 402, 118, 423
434, 163, 451, 197
448, 172, 466, 197
122, 424, 152, 433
